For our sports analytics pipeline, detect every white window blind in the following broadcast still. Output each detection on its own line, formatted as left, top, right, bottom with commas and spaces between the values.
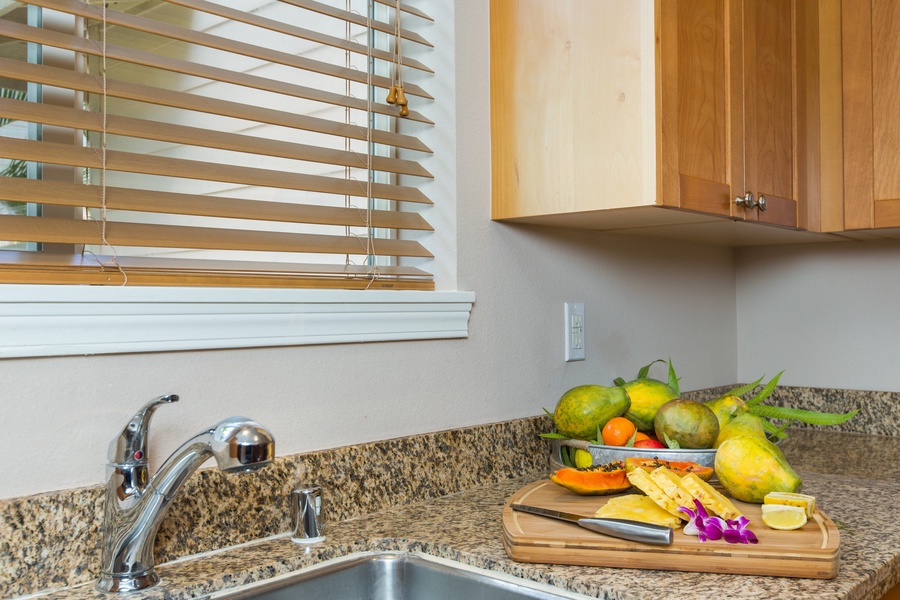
0, 0, 436, 290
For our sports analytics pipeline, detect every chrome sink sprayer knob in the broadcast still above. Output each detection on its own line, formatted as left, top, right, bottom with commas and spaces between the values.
97, 395, 275, 593
291, 484, 325, 544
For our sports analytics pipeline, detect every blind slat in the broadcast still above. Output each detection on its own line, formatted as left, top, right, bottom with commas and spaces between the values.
279, 0, 433, 48
0, 19, 435, 124
2, 138, 434, 204
0, 98, 433, 178
165, 0, 434, 73
24, 0, 434, 99
0, 59, 432, 153
0, 262, 433, 289
0, 179, 434, 231
372, 0, 433, 22
0, 250, 431, 277
1, 215, 434, 258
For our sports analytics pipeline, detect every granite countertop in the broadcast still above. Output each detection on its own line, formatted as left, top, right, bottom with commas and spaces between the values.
31, 429, 900, 600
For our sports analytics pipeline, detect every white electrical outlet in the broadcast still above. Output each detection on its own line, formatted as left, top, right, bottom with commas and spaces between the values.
564, 302, 585, 362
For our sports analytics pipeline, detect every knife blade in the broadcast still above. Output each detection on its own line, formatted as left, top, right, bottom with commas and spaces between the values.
510, 504, 674, 546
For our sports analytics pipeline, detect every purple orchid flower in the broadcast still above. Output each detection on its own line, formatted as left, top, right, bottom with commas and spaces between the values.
723, 515, 759, 544
678, 499, 725, 542
678, 500, 758, 544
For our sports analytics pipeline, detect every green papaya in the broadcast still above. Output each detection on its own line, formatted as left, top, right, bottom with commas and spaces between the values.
713, 412, 768, 448
553, 385, 630, 440
621, 378, 679, 432
715, 436, 802, 503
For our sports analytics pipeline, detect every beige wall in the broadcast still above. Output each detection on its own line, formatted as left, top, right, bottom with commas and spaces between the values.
6, 1, 899, 501
736, 240, 900, 391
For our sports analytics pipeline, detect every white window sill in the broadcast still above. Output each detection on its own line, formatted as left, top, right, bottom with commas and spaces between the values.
0, 286, 476, 358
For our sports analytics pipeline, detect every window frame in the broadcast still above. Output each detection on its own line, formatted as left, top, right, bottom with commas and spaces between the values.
0, 285, 474, 358
0, 0, 467, 358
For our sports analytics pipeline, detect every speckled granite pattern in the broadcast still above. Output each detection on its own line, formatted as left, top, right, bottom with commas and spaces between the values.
0, 416, 554, 598
3, 385, 899, 599
20, 443, 900, 600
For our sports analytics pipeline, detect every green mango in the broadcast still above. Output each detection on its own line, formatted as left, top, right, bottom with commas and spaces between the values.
715, 436, 802, 503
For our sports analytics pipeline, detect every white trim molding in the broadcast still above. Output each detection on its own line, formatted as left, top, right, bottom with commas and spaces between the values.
0, 286, 476, 358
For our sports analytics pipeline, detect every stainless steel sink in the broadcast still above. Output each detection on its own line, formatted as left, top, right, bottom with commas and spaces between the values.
207, 552, 593, 600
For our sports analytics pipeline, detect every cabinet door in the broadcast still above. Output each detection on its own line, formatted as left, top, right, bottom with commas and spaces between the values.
742, 0, 800, 228
658, 0, 801, 227
842, 0, 900, 229
657, 0, 740, 218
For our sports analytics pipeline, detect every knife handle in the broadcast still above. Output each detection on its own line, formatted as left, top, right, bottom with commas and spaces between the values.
578, 518, 674, 546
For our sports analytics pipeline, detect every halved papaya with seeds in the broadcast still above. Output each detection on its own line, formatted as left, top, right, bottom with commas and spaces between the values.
623, 457, 714, 481
549, 461, 632, 495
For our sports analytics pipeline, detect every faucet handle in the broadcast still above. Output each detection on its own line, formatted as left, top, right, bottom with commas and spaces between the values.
108, 394, 179, 466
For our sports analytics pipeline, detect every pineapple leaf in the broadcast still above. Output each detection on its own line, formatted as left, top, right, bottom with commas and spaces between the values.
746, 371, 784, 407
750, 404, 858, 426
724, 375, 765, 399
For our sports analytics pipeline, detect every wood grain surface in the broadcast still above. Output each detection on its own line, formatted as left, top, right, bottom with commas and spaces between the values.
503, 480, 840, 579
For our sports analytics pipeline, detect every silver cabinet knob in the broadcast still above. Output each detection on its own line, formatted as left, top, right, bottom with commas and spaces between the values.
734, 191, 758, 209
757, 195, 768, 211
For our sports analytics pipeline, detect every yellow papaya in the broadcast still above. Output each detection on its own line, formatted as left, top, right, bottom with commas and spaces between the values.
715, 436, 802, 503
713, 412, 768, 448
621, 378, 678, 432
705, 394, 748, 430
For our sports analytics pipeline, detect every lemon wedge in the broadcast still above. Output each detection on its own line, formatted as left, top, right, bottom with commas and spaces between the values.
761, 504, 808, 530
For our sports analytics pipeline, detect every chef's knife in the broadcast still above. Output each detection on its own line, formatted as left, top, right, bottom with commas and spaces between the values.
510, 504, 674, 546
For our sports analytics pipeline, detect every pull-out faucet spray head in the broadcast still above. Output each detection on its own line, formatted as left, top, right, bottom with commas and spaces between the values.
97, 398, 274, 593
211, 416, 275, 473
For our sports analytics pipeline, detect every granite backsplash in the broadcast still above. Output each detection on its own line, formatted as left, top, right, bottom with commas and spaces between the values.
2, 385, 897, 598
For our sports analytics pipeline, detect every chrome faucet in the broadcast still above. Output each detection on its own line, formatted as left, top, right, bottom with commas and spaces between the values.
96, 394, 275, 593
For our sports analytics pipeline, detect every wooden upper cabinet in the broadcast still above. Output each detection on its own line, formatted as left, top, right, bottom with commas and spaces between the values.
842, 0, 900, 230
491, 0, 813, 239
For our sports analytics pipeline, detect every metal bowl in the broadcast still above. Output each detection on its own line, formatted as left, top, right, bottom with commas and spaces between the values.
549, 439, 717, 472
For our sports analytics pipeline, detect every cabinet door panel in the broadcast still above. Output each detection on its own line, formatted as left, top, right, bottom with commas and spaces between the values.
745, 0, 795, 203
841, 0, 900, 230
659, 0, 737, 217
872, 0, 900, 215
676, 0, 728, 185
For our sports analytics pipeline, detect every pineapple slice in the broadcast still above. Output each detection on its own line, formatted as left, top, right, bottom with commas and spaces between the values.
595, 494, 683, 528
680, 472, 743, 520
764, 491, 816, 517
626, 467, 686, 520
649, 467, 694, 508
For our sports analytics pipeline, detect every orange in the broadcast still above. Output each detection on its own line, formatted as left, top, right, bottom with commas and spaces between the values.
634, 431, 650, 442
601, 417, 637, 446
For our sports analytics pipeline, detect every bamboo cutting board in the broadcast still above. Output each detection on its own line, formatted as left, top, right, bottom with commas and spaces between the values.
503, 480, 841, 578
